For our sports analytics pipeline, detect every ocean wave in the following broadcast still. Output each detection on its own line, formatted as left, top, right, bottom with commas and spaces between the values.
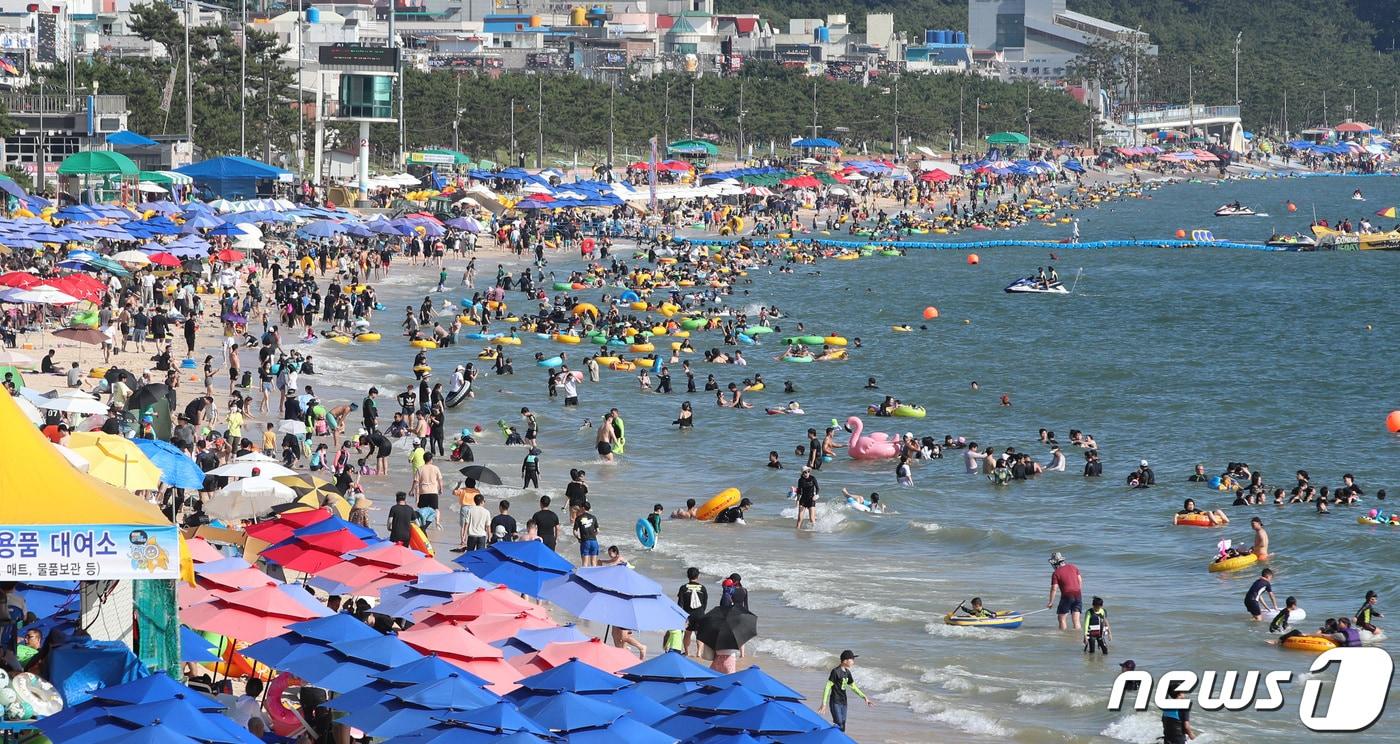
748, 638, 832, 669
778, 503, 848, 532
924, 709, 1014, 738
1015, 687, 1099, 708
1101, 712, 1168, 743
922, 620, 1002, 639
909, 520, 941, 532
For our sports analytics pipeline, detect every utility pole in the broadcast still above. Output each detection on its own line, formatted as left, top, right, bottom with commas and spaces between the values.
297, 0, 305, 172
535, 76, 543, 168
687, 81, 694, 137
957, 84, 964, 154
452, 75, 461, 152
607, 80, 615, 168
1322, 89, 1328, 127
810, 79, 818, 139
662, 80, 671, 146
1282, 87, 1288, 139
184, 0, 193, 143
36, 78, 44, 194
1132, 25, 1141, 147
1232, 32, 1241, 107
390, 0, 403, 165
509, 97, 516, 163
1187, 66, 1195, 140
891, 76, 899, 158
974, 96, 981, 146
1024, 81, 1032, 144
240, 0, 246, 155
736, 78, 745, 162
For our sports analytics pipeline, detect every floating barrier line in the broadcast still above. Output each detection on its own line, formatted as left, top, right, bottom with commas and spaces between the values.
686, 237, 1287, 252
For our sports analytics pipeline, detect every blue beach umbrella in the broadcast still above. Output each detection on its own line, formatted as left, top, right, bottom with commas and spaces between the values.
340, 674, 499, 738
539, 566, 689, 631
180, 626, 220, 663
494, 623, 589, 657
374, 571, 495, 619
513, 659, 630, 696
326, 656, 485, 714
559, 714, 674, 744
242, 612, 379, 668
708, 700, 820, 735
133, 439, 207, 490
181, 213, 225, 233
456, 540, 573, 597
292, 634, 425, 692
687, 732, 768, 744
701, 666, 804, 701
435, 700, 551, 735
592, 687, 677, 726
624, 650, 720, 682
206, 222, 244, 237
516, 691, 627, 732
298, 220, 347, 239
776, 726, 859, 744
674, 684, 768, 713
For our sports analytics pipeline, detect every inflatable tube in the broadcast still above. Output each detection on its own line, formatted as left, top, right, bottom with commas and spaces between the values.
484, 301, 507, 312
610, 361, 636, 372
537, 356, 564, 368
846, 497, 871, 512
573, 303, 599, 317
629, 343, 655, 353
1174, 513, 1217, 527
695, 488, 741, 521
783, 355, 814, 363
822, 336, 848, 346
1281, 635, 1338, 653
942, 611, 1024, 629
457, 315, 478, 326
635, 518, 657, 550
495, 336, 522, 345
629, 301, 648, 312
10, 673, 62, 717
737, 333, 755, 345
411, 339, 438, 349
553, 282, 573, 291
891, 405, 926, 418
679, 318, 706, 330
89, 367, 109, 379
744, 383, 764, 392
620, 290, 641, 303
554, 334, 581, 344
355, 332, 381, 342
265, 672, 302, 737
817, 350, 847, 361
891, 325, 913, 332
409, 523, 434, 556
747, 327, 774, 335
595, 356, 620, 367
413, 365, 432, 376
1208, 553, 1258, 573
477, 350, 499, 360
446, 387, 470, 408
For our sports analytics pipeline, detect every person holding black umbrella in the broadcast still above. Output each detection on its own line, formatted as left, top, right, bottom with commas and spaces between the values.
819, 650, 875, 732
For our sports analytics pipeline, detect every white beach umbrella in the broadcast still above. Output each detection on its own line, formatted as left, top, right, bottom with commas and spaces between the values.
204, 476, 296, 520
208, 460, 298, 479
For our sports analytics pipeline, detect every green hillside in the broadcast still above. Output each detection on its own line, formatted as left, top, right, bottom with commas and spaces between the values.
717, 0, 1400, 131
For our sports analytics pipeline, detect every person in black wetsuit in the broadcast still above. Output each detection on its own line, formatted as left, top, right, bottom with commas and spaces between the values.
714, 498, 752, 524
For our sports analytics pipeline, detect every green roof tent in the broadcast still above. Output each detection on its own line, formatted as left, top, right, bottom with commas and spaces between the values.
667, 139, 719, 157
407, 148, 474, 167
985, 131, 1030, 146
57, 151, 140, 176
139, 170, 194, 185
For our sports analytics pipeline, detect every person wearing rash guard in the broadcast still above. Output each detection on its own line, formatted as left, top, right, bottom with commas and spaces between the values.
818, 650, 874, 732
1244, 568, 1278, 621
1356, 590, 1383, 633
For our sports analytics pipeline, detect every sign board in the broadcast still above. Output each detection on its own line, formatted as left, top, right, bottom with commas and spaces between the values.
318, 44, 399, 70
408, 152, 455, 165
0, 32, 34, 51
0, 524, 180, 580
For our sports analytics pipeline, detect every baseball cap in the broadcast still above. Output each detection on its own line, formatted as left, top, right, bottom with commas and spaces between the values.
1140, 459, 1149, 467
1049, 551, 1065, 565
840, 650, 858, 661
1119, 660, 1136, 670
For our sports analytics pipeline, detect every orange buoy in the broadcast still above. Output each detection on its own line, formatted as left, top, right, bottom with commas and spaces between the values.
966, 253, 979, 265
1387, 410, 1400, 434
1286, 201, 1297, 213
922, 306, 939, 320
1175, 229, 1187, 238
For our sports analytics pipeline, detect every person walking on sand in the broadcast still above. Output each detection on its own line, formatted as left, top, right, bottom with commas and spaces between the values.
818, 650, 874, 732
1046, 551, 1083, 631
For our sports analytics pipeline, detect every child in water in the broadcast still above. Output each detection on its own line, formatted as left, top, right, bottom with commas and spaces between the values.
1083, 596, 1111, 654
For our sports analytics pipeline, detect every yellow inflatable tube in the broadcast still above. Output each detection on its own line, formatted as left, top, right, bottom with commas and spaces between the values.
696, 488, 741, 521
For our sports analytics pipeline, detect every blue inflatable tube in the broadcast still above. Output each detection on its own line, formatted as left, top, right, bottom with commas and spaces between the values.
620, 289, 641, 303
635, 518, 656, 550
737, 333, 755, 345
538, 356, 564, 368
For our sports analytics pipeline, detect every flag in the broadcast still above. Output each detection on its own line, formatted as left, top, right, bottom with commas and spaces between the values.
648, 135, 658, 213
159, 65, 177, 112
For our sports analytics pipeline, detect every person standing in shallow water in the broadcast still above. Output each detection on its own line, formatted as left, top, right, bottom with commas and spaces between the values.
819, 650, 875, 732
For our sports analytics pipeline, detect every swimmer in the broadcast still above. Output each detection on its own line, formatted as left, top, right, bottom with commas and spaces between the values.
767, 451, 784, 469
842, 488, 886, 513
1178, 498, 1229, 525
783, 380, 797, 394
864, 377, 878, 390
670, 498, 698, 519
1250, 516, 1270, 560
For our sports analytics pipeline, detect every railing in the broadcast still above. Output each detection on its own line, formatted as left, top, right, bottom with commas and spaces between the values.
1053, 13, 1148, 44
0, 93, 128, 116
1122, 105, 1240, 126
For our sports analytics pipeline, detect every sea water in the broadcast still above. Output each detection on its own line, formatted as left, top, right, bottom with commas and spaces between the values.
315, 175, 1400, 742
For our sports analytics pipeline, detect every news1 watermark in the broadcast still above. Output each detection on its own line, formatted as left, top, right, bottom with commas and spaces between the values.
1107, 648, 1394, 732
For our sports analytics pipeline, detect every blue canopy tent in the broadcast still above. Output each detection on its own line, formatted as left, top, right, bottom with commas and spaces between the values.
175, 156, 292, 199
107, 131, 159, 148
790, 138, 839, 149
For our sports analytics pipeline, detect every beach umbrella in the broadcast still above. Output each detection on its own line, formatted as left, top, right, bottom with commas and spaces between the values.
776, 726, 858, 744
415, 586, 541, 624
694, 606, 759, 652
147, 252, 182, 267
0, 348, 33, 366
181, 213, 225, 232
183, 537, 224, 563
292, 634, 425, 692
374, 570, 495, 619
533, 638, 644, 674
133, 438, 208, 490
297, 220, 347, 239
455, 542, 573, 597
64, 431, 164, 490
539, 567, 689, 631
260, 530, 371, 574
516, 690, 626, 733
340, 674, 500, 738
52, 327, 108, 347
242, 612, 379, 668
557, 715, 673, 744
203, 476, 296, 520
21, 388, 109, 415
436, 700, 550, 735
701, 666, 804, 701
212, 248, 245, 262
707, 700, 820, 735
180, 626, 220, 663
205, 223, 243, 237
458, 611, 557, 643
326, 656, 483, 714
456, 464, 503, 485
182, 584, 332, 643
495, 624, 590, 657
514, 659, 629, 696
1, 285, 80, 304
624, 651, 720, 683
396, 623, 521, 689
207, 459, 296, 478
110, 250, 151, 265
0, 270, 40, 288
196, 566, 278, 592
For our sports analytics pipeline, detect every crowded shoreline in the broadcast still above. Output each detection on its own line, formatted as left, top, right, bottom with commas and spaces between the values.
0, 144, 1397, 743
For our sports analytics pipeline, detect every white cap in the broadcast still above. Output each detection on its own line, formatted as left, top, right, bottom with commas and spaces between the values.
1140, 459, 1149, 467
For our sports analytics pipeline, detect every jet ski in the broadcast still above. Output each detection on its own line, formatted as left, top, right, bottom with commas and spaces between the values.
1004, 277, 1069, 294
1214, 203, 1257, 217
1265, 233, 1317, 250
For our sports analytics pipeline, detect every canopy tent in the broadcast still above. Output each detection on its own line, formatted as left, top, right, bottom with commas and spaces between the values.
106, 131, 159, 148
57, 151, 140, 177
790, 137, 839, 149
666, 139, 719, 158
176, 156, 292, 199
139, 171, 194, 186
0, 387, 178, 580
985, 131, 1030, 146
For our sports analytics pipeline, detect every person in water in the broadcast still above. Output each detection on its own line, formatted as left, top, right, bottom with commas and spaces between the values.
1178, 498, 1229, 525
1188, 464, 1209, 482
1083, 596, 1111, 654
958, 597, 996, 618
1356, 590, 1383, 633
1250, 516, 1270, 560
671, 498, 698, 519
1244, 568, 1278, 621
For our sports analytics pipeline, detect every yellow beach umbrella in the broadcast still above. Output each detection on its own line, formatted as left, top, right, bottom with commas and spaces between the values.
64, 432, 164, 491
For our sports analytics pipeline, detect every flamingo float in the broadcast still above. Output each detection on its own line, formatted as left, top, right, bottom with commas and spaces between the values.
845, 416, 902, 460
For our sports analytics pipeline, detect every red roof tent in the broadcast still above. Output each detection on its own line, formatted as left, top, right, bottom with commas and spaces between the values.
716, 16, 757, 34
657, 15, 674, 30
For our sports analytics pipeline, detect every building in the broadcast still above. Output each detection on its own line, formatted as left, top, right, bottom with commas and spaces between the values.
967, 0, 1154, 82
